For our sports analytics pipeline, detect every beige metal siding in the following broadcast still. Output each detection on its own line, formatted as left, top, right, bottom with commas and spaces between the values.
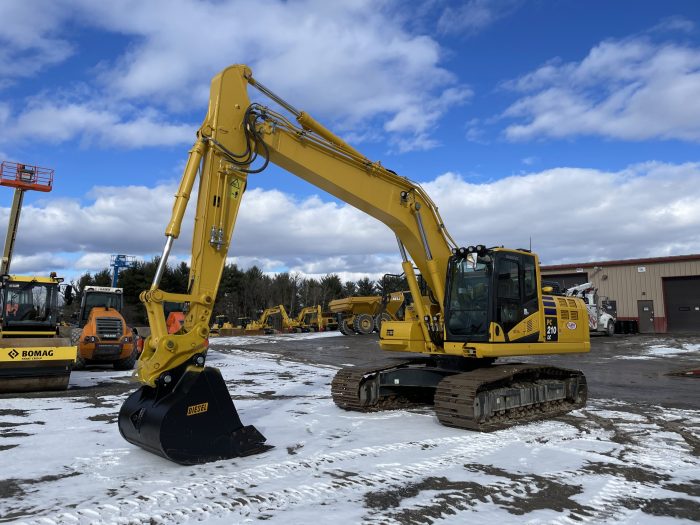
542, 260, 700, 318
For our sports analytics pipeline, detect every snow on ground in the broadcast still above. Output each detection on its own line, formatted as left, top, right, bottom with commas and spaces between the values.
617, 340, 700, 360
212, 331, 344, 347
1, 336, 699, 524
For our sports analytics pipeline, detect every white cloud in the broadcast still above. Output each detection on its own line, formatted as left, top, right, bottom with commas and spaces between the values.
0, 2, 73, 80
502, 35, 700, 142
73, 253, 113, 271
437, 0, 521, 36
1, 101, 195, 148
651, 16, 695, 35
9, 252, 71, 274
2, 0, 468, 152
3, 161, 700, 278
422, 162, 700, 264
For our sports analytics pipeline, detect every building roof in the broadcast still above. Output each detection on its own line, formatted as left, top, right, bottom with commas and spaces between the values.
541, 253, 700, 271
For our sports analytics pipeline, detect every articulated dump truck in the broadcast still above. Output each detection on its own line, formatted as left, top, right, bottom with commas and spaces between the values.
329, 295, 383, 335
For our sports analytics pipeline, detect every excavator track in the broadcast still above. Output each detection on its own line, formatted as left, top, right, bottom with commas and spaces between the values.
331, 360, 424, 412
333, 361, 587, 432
434, 364, 587, 432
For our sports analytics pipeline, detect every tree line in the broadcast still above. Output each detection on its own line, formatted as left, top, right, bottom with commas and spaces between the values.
68, 259, 408, 326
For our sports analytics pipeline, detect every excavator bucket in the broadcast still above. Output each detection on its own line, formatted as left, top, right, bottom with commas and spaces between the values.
118, 366, 268, 465
0, 337, 75, 393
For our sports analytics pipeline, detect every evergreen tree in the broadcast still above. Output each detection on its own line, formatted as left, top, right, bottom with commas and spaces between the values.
377, 273, 407, 296
319, 274, 343, 308
342, 280, 357, 297
356, 276, 376, 296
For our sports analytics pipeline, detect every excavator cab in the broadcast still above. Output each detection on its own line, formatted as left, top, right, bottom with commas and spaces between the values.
442, 246, 589, 349
444, 247, 539, 342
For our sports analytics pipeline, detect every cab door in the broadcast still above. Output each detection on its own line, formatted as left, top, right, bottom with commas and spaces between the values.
494, 252, 539, 340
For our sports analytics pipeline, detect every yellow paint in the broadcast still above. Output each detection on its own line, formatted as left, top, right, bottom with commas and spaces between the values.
186, 402, 209, 416
0, 345, 76, 363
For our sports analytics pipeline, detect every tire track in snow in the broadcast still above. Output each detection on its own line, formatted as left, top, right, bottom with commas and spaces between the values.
15, 428, 543, 524
11, 408, 698, 525
360, 407, 699, 525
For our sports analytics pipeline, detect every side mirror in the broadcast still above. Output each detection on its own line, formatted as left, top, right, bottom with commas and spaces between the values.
64, 285, 74, 306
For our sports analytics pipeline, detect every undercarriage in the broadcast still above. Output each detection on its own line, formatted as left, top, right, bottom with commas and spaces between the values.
331, 358, 587, 431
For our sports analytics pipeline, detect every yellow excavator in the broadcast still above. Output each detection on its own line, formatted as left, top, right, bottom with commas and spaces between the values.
0, 162, 75, 392
295, 305, 323, 332
118, 65, 590, 464
245, 304, 301, 333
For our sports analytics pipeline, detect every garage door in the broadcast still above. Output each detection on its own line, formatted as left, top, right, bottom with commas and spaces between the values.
664, 276, 700, 332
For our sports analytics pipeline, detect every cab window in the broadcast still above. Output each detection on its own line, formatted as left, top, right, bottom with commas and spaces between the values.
496, 257, 520, 332
496, 253, 539, 334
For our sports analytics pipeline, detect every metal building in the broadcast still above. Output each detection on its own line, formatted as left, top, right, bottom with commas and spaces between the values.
540, 254, 700, 334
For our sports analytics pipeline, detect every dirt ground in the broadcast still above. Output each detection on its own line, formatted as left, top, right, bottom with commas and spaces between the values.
10, 332, 699, 410
1, 332, 698, 524
211, 332, 700, 410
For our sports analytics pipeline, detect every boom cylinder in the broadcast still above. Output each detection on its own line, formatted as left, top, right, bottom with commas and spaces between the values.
396, 235, 408, 263
413, 204, 433, 261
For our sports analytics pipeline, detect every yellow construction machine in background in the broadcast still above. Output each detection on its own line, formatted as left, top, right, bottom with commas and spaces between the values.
0, 161, 75, 393
331, 273, 438, 335
245, 305, 301, 334
71, 286, 138, 370
329, 295, 382, 335
295, 305, 324, 332
209, 314, 234, 336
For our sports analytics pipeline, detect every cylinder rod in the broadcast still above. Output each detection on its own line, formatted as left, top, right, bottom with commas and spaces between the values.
247, 77, 301, 116
414, 207, 433, 260
396, 235, 408, 263
152, 236, 174, 290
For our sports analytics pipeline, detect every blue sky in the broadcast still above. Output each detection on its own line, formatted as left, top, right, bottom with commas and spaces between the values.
1, 0, 700, 282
